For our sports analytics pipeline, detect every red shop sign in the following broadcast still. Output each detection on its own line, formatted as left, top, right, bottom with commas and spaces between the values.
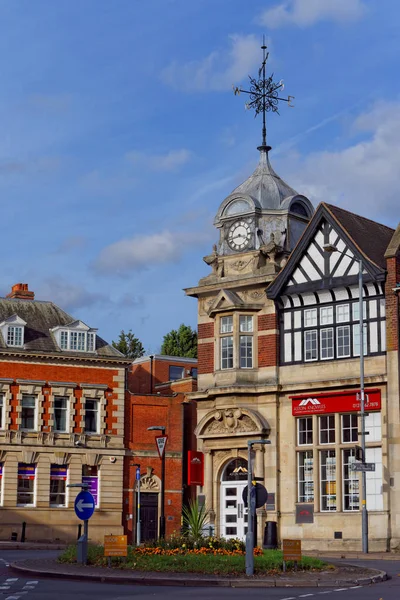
290, 388, 381, 416
188, 451, 204, 486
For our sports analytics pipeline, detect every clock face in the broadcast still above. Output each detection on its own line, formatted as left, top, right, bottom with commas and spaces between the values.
227, 220, 252, 251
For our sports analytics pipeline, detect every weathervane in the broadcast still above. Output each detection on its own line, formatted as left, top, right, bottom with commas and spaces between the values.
233, 37, 294, 150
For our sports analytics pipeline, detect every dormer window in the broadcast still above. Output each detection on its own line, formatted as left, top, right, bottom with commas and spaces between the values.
7, 326, 23, 347
51, 321, 97, 353
0, 315, 26, 348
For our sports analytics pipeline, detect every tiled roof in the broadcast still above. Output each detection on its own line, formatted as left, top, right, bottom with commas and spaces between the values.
0, 297, 125, 360
324, 203, 395, 270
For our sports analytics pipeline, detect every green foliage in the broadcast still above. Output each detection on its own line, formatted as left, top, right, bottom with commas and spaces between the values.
146, 534, 245, 552
182, 498, 209, 539
112, 329, 145, 359
160, 323, 197, 358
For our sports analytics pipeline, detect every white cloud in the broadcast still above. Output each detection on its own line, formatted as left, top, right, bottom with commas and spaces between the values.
161, 34, 260, 92
94, 230, 208, 275
38, 278, 107, 312
126, 148, 192, 172
260, 0, 366, 28
285, 100, 400, 224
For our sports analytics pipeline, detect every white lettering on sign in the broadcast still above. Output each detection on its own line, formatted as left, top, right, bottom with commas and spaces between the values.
156, 436, 168, 458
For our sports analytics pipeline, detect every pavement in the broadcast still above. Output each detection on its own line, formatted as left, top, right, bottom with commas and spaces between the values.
9, 555, 388, 588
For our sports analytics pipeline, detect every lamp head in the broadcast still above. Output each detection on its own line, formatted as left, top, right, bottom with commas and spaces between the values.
147, 426, 166, 433
323, 244, 338, 253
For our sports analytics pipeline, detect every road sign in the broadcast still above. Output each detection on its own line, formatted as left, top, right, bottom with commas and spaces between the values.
74, 490, 95, 521
104, 535, 128, 557
242, 483, 268, 509
155, 435, 168, 459
283, 539, 302, 561
351, 462, 375, 472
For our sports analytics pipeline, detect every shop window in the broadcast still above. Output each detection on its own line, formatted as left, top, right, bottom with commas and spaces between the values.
304, 330, 318, 361
320, 450, 336, 511
320, 328, 334, 359
341, 414, 358, 443
82, 465, 99, 506
297, 451, 314, 502
17, 464, 36, 506
342, 449, 359, 511
366, 447, 383, 510
319, 415, 335, 444
85, 399, 99, 433
365, 412, 381, 442
320, 306, 333, 325
21, 395, 36, 431
50, 465, 68, 506
297, 417, 313, 445
54, 396, 68, 432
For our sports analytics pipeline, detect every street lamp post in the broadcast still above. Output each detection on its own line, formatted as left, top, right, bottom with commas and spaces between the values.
132, 463, 141, 545
246, 439, 271, 576
148, 425, 166, 539
324, 244, 368, 553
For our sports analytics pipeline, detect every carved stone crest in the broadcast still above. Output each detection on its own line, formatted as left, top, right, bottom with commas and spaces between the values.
141, 466, 160, 491
206, 408, 255, 435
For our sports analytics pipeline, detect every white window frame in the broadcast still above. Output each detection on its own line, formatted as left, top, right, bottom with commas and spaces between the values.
320, 450, 337, 512
220, 316, 233, 334
342, 448, 360, 511
353, 323, 368, 356
337, 325, 351, 358
221, 336, 234, 370
336, 304, 350, 323
21, 395, 37, 431
341, 414, 358, 443
58, 329, 96, 352
60, 330, 68, 350
320, 306, 333, 325
219, 314, 255, 370
7, 326, 24, 347
304, 330, 318, 362
53, 396, 69, 433
50, 465, 68, 507
84, 398, 100, 434
304, 308, 317, 328
297, 417, 313, 446
17, 464, 36, 507
320, 327, 334, 360
297, 450, 314, 502
352, 301, 367, 321
365, 412, 381, 442
319, 415, 335, 445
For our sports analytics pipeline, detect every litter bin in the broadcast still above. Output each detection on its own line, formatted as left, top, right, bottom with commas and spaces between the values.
11, 532, 17, 542
263, 521, 277, 549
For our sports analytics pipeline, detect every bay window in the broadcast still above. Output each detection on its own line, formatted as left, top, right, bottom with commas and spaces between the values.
219, 314, 254, 370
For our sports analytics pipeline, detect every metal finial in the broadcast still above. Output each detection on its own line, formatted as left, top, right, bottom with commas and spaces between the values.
233, 37, 294, 152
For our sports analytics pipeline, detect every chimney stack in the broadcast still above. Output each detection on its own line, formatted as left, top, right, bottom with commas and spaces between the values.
7, 283, 35, 301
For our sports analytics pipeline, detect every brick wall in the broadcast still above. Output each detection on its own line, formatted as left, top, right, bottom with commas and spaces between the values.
198, 322, 214, 339
129, 357, 197, 394
258, 314, 278, 331
258, 334, 279, 367
198, 342, 214, 374
385, 256, 400, 352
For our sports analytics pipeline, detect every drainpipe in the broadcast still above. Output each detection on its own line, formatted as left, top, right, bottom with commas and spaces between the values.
149, 355, 154, 394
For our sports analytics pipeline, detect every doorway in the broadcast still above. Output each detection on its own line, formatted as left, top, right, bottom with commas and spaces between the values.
140, 492, 158, 542
220, 458, 248, 540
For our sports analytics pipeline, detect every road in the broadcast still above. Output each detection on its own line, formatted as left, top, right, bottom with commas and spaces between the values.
0, 550, 398, 599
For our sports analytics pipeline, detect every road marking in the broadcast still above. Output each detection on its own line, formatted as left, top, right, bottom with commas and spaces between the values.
5, 596, 21, 600
25, 581, 38, 585
5, 579, 18, 583
349, 587, 362, 590
318, 593, 332, 595
281, 597, 297, 600
0, 586, 10, 590
299, 595, 315, 598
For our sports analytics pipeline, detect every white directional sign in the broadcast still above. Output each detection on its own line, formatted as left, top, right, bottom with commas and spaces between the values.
156, 435, 168, 459
351, 463, 375, 472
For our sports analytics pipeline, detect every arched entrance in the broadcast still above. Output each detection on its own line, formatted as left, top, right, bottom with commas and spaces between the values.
220, 458, 248, 540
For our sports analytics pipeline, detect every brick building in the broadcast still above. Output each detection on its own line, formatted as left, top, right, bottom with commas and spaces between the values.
0, 283, 131, 542
123, 355, 197, 543
185, 137, 400, 551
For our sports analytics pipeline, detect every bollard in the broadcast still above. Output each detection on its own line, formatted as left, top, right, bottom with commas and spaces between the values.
21, 522, 26, 543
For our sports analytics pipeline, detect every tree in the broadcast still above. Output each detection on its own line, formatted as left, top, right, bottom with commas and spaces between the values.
112, 330, 145, 360
160, 323, 197, 358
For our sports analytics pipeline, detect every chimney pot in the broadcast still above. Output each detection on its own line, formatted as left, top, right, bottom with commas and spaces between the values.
7, 283, 35, 301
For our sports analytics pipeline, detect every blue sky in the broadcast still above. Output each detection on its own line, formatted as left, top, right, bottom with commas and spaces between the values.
1, 0, 400, 352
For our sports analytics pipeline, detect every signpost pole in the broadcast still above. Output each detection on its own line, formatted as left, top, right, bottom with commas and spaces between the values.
359, 257, 369, 554
132, 463, 141, 545
160, 448, 166, 539
83, 519, 88, 565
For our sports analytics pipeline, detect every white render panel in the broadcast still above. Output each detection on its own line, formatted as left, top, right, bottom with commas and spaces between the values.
370, 300, 377, 319
347, 261, 359, 276
302, 293, 315, 306
380, 299, 386, 317
284, 333, 292, 363
284, 312, 291, 331
367, 283, 376, 296
329, 251, 341, 272
333, 287, 349, 301
350, 286, 359, 299
369, 321, 378, 353
292, 295, 301, 307
315, 230, 324, 248
308, 243, 324, 272
294, 311, 301, 329
294, 331, 302, 361
292, 268, 307, 284
316, 290, 332, 304
333, 254, 351, 277
282, 296, 290, 309
300, 255, 320, 281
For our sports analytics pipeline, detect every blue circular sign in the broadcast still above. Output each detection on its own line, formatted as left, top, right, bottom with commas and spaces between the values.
74, 490, 95, 521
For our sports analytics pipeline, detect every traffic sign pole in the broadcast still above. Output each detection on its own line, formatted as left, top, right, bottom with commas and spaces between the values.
69, 483, 96, 566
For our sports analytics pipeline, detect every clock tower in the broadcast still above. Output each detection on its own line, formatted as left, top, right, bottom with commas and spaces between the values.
185, 42, 314, 544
